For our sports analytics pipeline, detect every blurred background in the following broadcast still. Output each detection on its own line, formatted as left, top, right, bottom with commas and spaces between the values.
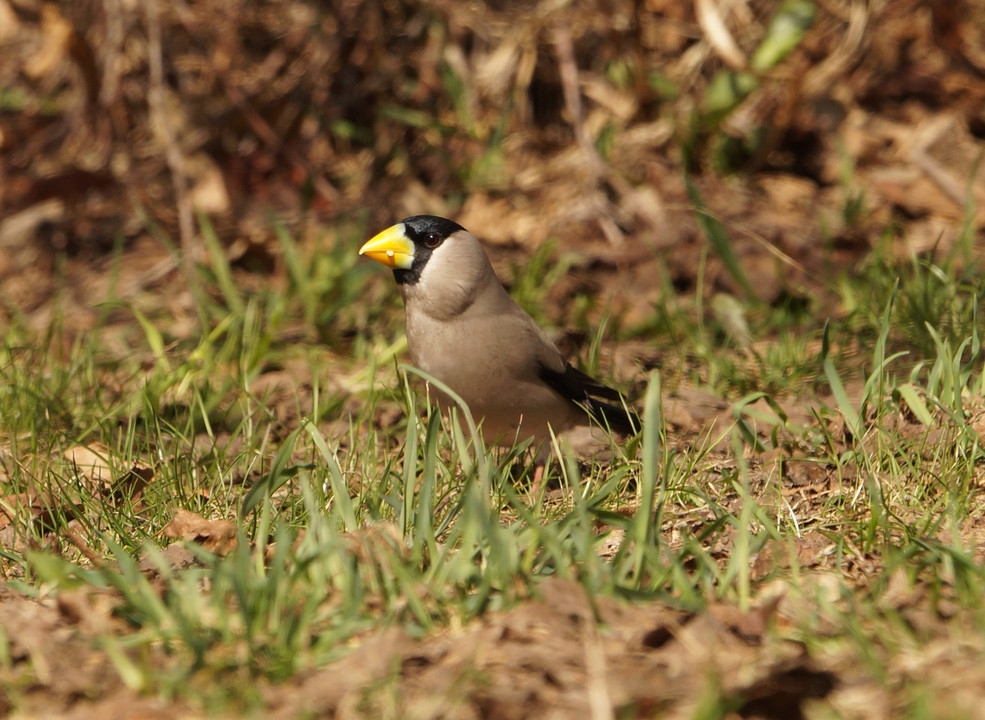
1, 0, 983, 343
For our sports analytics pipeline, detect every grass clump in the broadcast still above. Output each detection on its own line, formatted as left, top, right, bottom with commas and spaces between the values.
2, 216, 985, 717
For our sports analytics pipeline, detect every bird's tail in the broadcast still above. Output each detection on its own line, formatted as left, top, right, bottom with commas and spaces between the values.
538, 361, 641, 436
585, 398, 640, 436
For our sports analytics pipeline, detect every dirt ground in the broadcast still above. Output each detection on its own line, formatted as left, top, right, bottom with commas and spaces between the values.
3, 0, 985, 717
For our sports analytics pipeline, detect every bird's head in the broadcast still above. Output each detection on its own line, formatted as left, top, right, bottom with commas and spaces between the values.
359, 215, 466, 286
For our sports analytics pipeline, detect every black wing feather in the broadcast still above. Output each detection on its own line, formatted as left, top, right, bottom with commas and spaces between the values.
537, 362, 640, 435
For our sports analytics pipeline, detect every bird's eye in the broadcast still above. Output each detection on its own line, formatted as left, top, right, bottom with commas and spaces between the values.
424, 233, 442, 248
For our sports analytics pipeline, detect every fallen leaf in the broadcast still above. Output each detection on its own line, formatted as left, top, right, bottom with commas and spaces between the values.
63, 443, 154, 505
23, 4, 73, 79
161, 508, 237, 555
708, 595, 782, 643
64, 443, 116, 487
0, 490, 80, 535
56, 587, 122, 636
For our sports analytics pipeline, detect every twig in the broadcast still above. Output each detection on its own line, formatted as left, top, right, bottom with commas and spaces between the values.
553, 21, 626, 245
552, 21, 605, 182
99, 0, 124, 106
695, 0, 747, 70
144, 0, 200, 321
63, 526, 106, 567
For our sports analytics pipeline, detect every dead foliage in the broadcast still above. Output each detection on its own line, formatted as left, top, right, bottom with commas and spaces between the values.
0, 444, 156, 570
2, 0, 985, 717
0, 0, 983, 335
161, 507, 238, 555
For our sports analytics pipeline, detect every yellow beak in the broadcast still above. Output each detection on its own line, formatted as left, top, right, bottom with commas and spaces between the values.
359, 223, 416, 270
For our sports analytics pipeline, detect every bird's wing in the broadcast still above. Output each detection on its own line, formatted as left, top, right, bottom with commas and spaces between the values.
536, 361, 640, 435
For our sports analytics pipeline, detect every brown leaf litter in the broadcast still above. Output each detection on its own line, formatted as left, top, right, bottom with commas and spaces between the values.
161, 508, 238, 556
263, 578, 835, 720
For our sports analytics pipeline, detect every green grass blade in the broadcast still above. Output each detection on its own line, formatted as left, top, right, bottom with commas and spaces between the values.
240, 426, 304, 518
304, 420, 358, 532
686, 176, 755, 300
631, 370, 662, 584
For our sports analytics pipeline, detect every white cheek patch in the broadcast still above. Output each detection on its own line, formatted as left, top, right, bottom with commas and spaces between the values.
416, 244, 445, 289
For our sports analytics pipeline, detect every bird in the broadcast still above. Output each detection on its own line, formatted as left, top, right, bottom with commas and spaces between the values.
359, 215, 639, 453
